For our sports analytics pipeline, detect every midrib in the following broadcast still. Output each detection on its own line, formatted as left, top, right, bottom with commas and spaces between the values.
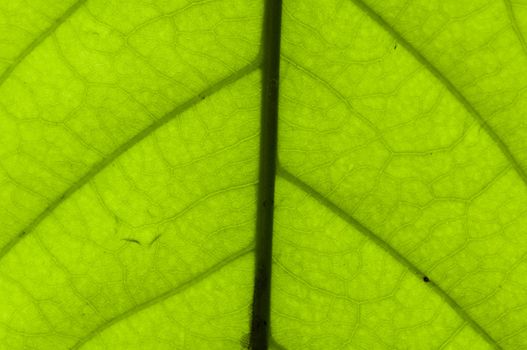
250, 0, 283, 349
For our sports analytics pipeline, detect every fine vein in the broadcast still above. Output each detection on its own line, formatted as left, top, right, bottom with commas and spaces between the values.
503, 0, 527, 56
0, 0, 88, 87
349, 0, 527, 188
71, 244, 254, 349
278, 166, 502, 350
250, 0, 283, 349
0, 60, 259, 262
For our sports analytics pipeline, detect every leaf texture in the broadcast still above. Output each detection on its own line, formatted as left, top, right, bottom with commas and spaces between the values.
1, 0, 527, 349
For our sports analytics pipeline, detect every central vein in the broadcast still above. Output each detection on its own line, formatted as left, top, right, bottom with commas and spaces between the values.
250, 0, 283, 349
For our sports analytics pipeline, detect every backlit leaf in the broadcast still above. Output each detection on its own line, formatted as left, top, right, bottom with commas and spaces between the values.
1, 0, 527, 349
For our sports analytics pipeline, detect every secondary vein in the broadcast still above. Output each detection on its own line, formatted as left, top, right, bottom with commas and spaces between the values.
71, 244, 254, 349
349, 0, 527, 189
278, 166, 502, 350
0, 0, 88, 87
0, 60, 259, 263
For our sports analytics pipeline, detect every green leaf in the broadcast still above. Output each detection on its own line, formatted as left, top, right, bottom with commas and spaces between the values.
1, 0, 527, 349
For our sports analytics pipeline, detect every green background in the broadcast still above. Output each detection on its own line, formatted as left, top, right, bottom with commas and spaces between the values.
1, 0, 527, 349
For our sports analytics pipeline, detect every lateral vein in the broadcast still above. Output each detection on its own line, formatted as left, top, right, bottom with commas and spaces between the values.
0, 0, 88, 87
349, 0, 527, 189
0, 60, 260, 262
71, 244, 254, 349
278, 166, 502, 350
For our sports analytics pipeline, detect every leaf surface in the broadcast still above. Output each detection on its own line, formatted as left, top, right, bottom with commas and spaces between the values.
1, 0, 527, 349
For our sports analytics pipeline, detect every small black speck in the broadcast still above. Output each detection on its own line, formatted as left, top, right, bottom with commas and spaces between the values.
423, 276, 430, 282
394, 44, 397, 50
122, 238, 141, 245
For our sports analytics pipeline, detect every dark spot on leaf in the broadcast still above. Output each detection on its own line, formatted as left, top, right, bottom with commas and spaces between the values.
122, 238, 141, 245
423, 276, 430, 282
394, 44, 397, 50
